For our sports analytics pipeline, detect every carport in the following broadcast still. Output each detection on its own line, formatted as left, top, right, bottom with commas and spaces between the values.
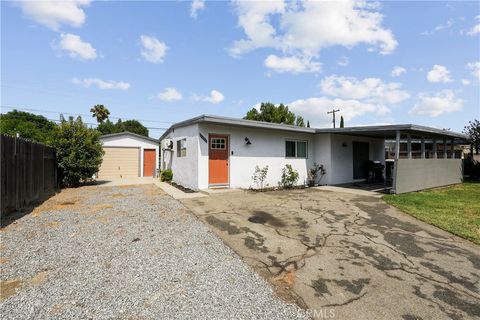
316, 125, 469, 194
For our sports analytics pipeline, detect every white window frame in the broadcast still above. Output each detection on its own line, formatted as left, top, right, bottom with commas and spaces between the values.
285, 139, 308, 159
177, 138, 187, 157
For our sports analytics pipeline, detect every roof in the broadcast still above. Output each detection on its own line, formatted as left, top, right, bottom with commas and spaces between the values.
159, 114, 316, 140
100, 131, 159, 144
159, 115, 468, 141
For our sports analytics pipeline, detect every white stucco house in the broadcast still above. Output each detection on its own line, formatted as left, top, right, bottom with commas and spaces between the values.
98, 132, 159, 179
159, 115, 468, 194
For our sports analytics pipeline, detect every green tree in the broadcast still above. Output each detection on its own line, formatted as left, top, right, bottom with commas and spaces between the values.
90, 104, 110, 123
244, 102, 306, 126
295, 116, 305, 127
464, 119, 480, 154
121, 120, 149, 136
340, 116, 345, 128
307, 120, 310, 128
0, 110, 56, 144
96, 119, 118, 135
52, 116, 104, 187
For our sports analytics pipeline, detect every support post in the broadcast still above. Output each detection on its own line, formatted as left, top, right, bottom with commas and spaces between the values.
392, 130, 400, 194
407, 134, 412, 159
433, 139, 437, 159
421, 137, 425, 159
443, 138, 447, 159
450, 139, 455, 159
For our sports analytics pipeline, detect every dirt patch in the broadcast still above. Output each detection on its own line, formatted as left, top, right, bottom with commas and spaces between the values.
0, 279, 22, 300
248, 211, 285, 227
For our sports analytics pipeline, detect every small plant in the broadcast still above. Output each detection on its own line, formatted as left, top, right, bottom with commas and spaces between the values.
280, 164, 299, 188
252, 165, 269, 189
160, 169, 173, 182
307, 163, 326, 186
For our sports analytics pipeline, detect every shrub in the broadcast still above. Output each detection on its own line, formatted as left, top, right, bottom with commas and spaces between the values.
280, 164, 299, 188
252, 165, 269, 189
52, 116, 104, 187
161, 169, 173, 182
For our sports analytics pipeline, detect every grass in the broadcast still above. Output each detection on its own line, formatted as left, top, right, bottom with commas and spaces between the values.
383, 182, 480, 244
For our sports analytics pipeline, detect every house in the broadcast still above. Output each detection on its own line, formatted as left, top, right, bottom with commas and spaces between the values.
159, 115, 468, 194
98, 132, 159, 179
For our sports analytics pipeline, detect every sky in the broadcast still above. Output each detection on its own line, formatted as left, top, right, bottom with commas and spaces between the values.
1, 0, 479, 138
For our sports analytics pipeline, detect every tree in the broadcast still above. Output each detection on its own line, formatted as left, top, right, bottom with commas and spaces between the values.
90, 104, 110, 123
340, 116, 345, 128
244, 102, 306, 126
0, 110, 56, 144
307, 121, 310, 128
96, 119, 118, 135
52, 116, 104, 187
121, 120, 149, 137
295, 116, 305, 127
464, 119, 480, 154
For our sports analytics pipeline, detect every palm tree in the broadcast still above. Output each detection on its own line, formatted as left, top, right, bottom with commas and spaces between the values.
90, 105, 110, 123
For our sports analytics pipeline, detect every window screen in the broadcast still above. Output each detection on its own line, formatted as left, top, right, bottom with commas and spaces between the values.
285, 141, 296, 157
177, 139, 186, 157
296, 141, 307, 158
285, 140, 307, 158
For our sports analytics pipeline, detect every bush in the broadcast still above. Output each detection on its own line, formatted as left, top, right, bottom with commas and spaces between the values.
252, 165, 269, 189
280, 164, 299, 188
161, 169, 173, 182
52, 116, 104, 187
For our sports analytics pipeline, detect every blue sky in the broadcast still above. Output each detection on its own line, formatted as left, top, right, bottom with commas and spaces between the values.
1, 0, 479, 138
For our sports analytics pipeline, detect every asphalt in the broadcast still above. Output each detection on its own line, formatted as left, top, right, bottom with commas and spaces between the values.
182, 188, 480, 320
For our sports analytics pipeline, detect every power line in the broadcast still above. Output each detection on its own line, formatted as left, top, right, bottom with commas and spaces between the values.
0, 105, 173, 125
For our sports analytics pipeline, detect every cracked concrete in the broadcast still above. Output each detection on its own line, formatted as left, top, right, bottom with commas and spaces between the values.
182, 188, 480, 320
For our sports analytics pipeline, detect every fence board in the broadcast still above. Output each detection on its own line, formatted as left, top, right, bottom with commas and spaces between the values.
1, 135, 58, 218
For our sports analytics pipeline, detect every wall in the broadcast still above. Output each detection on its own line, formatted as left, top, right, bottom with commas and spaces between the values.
198, 124, 315, 189
160, 124, 199, 190
312, 134, 332, 185
101, 135, 159, 177
329, 134, 385, 185
394, 159, 463, 194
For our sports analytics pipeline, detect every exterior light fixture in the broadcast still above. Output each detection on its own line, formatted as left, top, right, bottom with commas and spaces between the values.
245, 137, 252, 145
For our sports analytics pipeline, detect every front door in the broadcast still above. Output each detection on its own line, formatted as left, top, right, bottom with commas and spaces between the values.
353, 142, 369, 180
143, 149, 156, 177
209, 135, 229, 185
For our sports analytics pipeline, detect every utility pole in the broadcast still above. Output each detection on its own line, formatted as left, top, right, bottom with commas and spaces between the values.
327, 108, 340, 128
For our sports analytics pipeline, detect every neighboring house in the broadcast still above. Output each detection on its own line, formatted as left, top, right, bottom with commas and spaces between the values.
159, 115, 468, 194
98, 132, 159, 179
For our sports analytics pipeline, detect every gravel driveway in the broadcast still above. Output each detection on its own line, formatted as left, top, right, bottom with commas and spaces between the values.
0, 185, 305, 319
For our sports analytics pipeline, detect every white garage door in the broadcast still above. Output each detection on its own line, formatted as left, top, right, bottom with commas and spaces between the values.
98, 147, 139, 179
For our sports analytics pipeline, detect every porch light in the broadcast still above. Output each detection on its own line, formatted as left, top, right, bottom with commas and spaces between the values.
245, 137, 252, 145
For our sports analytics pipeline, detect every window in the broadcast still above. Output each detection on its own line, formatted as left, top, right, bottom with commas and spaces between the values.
285, 140, 308, 158
177, 138, 186, 157
210, 138, 226, 149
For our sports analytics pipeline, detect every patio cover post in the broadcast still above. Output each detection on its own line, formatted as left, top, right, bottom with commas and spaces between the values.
421, 137, 425, 159
450, 139, 455, 159
433, 139, 437, 159
407, 134, 412, 159
443, 138, 447, 159
392, 130, 401, 194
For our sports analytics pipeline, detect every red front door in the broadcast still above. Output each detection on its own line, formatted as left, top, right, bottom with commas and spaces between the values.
143, 149, 156, 177
209, 135, 229, 185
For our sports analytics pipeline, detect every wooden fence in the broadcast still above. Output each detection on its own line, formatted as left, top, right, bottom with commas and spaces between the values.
1, 135, 58, 217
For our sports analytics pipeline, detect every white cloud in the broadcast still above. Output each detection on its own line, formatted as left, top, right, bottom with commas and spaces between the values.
337, 56, 349, 67
194, 90, 225, 104
264, 54, 321, 73
56, 33, 97, 60
72, 78, 130, 90
427, 64, 452, 83
391, 66, 406, 77
409, 90, 464, 117
319, 75, 410, 104
14, 0, 91, 31
289, 97, 389, 128
461, 79, 471, 86
467, 61, 480, 81
140, 35, 168, 64
190, 0, 205, 18
467, 15, 480, 35
230, 0, 397, 73
421, 19, 454, 36
157, 87, 182, 101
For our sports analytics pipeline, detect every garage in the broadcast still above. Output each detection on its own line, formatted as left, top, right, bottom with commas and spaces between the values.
98, 132, 159, 180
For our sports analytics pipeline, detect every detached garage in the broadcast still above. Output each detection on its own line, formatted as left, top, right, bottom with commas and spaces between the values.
98, 132, 159, 179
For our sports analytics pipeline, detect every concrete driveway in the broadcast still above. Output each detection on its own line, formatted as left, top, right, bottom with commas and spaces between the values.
182, 188, 480, 319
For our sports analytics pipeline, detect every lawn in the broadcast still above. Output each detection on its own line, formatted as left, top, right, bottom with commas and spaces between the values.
384, 182, 480, 244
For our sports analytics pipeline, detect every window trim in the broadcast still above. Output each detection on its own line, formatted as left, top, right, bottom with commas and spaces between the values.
285, 139, 308, 159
